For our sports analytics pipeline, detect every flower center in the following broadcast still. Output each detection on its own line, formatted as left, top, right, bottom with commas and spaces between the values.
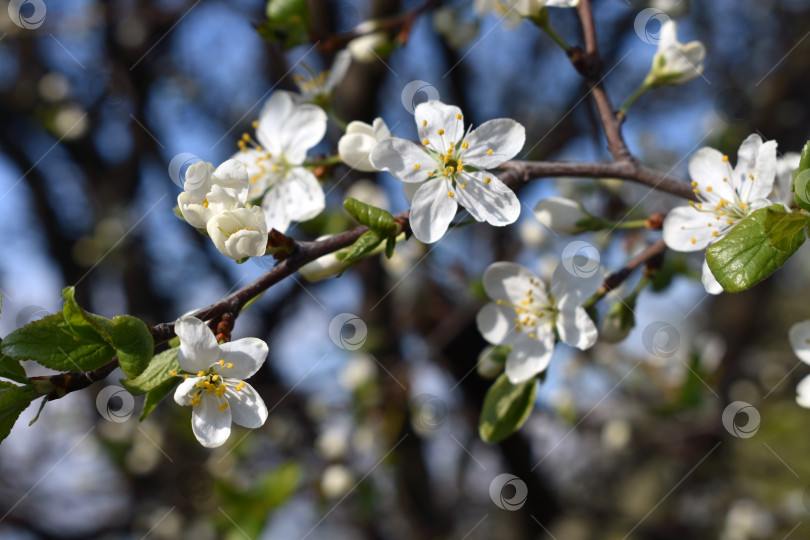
496, 281, 556, 339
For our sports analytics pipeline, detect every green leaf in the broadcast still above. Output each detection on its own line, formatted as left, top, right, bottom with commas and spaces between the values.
385, 236, 396, 259
1, 313, 115, 371
344, 198, 399, 236
140, 377, 180, 421
62, 288, 153, 378
0, 381, 39, 443
259, 0, 310, 50
337, 230, 384, 265
121, 348, 180, 396
706, 205, 808, 293
0, 346, 29, 385
479, 373, 537, 443
793, 141, 810, 211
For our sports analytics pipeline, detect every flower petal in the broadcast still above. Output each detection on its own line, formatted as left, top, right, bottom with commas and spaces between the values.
504, 327, 554, 384
338, 131, 377, 172
415, 101, 465, 153
462, 119, 525, 169
191, 395, 232, 448
175, 317, 220, 372
218, 338, 269, 379
212, 159, 249, 204
750, 139, 777, 201
453, 172, 520, 226
409, 177, 458, 243
551, 258, 602, 305
688, 147, 737, 203
324, 50, 352, 92
261, 168, 325, 232
482, 261, 547, 304
369, 138, 437, 183
476, 302, 515, 345
556, 304, 597, 350
279, 104, 328, 164
797, 375, 810, 408
662, 205, 719, 252
701, 258, 724, 295
256, 91, 296, 154
226, 382, 268, 429
174, 377, 202, 406
789, 320, 810, 365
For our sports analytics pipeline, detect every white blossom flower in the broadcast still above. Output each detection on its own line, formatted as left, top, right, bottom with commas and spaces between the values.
772, 152, 800, 207
338, 118, 391, 172
534, 197, 591, 233
172, 316, 269, 448
206, 207, 268, 261
293, 50, 351, 103
789, 320, 810, 408
474, 0, 578, 26
370, 100, 524, 243
662, 134, 777, 294
232, 91, 327, 233
646, 20, 705, 87
177, 159, 249, 229
347, 33, 389, 63
476, 260, 602, 384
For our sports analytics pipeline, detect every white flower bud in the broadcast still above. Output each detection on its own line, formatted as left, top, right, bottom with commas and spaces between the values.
338, 118, 391, 172
347, 32, 389, 63
177, 159, 249, 228
646, 20, 705, 87
533, 197, 591, 233
476, 346, 504, 379
206, 206, 268, 260
300, 252, 349, 282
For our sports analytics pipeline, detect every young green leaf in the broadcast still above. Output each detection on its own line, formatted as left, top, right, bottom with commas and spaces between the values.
344, 198, 398, 236
0, 348, 29, 385
1, 313, 115, 371
705, 205, 808, 293
336, 230, 383, 265
0, 381, 39, 443
793, 140, 810, 211
121, 348, 180, 395
140, 377, 180, 421
479, 373, 537, 443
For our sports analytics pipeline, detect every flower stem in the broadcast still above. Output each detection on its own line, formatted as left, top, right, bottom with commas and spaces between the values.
619, 81, 653, 118
611, 219, 648, 230
304, 155, 343, 168
539, 23, 571, 53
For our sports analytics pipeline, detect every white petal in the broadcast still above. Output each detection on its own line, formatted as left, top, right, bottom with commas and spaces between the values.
191, 395, 232, 448
226, 382, 268, 429
261, 168, 325, 232
789, 320, 810, 364
409, 178, 458, 243
261, 183, 292, 234
324, 50, 352, 92
218, 338, 268, 379
453, 172, 520, 226
372, 117, 391, 139
182, 161, 215, 201
797, 375, 810, 408
551, 258, 602, 305
688, 147, 737, 203
212, 159, 249, 204
505, 327, 555, 384
750, 140, 777, 201
345, 120, 375, 136
534, 197, 589, 233
338, 131, 377, 172
174, 377, 203, 406
556, 305, 598, 350
662, 205, 719, 252
462, 119, 525, 169
279, 104, 328, 164
256, 91, 295, 154
231, 149, 272, 200
415, 101, 465, 153
369, 138, 437, 183
402, 181, 422, 205
482, 261, 546, 304
177, 193, 211, 229
175, 316, 219, 372
476, 303, 515, 345
701, 258, 724, 295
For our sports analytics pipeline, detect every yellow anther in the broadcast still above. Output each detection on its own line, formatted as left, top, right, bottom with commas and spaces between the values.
457, 165, 464, 172
422, 119, 427, 127
448, 191, 454, 197
691, 181, 698, 187
241, 133, 250, 141
414, 164, 421, 170
218, 402, 229, 412
461, 142, 469, 149
688, 201, 695, 207
428, 171, 435, 176
690, 237, 696, 244
236, 382, 245, 392
438, 129, 445, 136
219, 359, 225, 366
697, 203, 702, 208
449, 142, 455, 147
515, 326, 522, 332
212, 375, 219, 382
272, 165, 279, 173
422, 139, 430, 146
723, 177, 728, 182
749, 173, 754, 180
183, 374, 189, 379
485, 177, 491, 184
529, 333, 536, 339
460, 183, 467, 188
722, 155, 729, 162
740, 202, 746, 209
170, 370, 178, 377
251, 120, 259, 128
202, 199, 209, 208
706, 186, 713, 192
456, 113, 462, 120
712, 231, 719, 237
486, 149, 494, 155
226, 363, 234, 369
514, 318, 520, 323
727, 218, 734, 225
496, 299, 505, 305
197, 371, 205, 377
693, 189, 700, 194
